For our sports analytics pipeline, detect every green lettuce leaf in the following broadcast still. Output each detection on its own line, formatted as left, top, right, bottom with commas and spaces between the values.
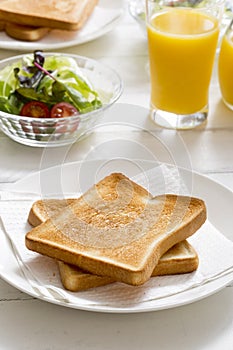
0, 53, 102, 115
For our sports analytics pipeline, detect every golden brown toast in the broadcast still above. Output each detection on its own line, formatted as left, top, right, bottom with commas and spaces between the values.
28, 198, 199, 291
0, 21, 49, 41
28, 199, 76, 227
5, 23, 50, 41
25, 173, 206, 286
58, 240, 198, 291
0, 0, 98, 31
0, 21, 5, 31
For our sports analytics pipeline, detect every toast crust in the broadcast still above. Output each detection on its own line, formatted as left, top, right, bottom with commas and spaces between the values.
29, 198, 199, 292
58, 261, 115, 292
28, 199, 76, 227
57, 240, 199, 291
26, 173, 206, 285
0, 21, 5, 31
5, 23, 50, 41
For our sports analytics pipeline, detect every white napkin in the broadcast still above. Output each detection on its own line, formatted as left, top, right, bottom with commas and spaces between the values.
0, 164, 233, 309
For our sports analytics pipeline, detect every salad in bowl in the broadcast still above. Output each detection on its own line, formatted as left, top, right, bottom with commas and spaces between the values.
0, 51, 122, 147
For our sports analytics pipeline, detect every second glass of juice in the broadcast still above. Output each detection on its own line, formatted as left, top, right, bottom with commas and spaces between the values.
146, 0, 224, 129
218, 19, 233, 110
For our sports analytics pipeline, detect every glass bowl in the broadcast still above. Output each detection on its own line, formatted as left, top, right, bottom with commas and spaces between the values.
0, 53, 123, 147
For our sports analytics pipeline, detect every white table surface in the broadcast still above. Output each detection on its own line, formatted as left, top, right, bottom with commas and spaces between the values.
0, 1, 233, 349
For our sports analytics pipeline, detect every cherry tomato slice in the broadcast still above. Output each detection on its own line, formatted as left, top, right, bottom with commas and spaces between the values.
20, 101, 50, 118
50, 102, 79, 118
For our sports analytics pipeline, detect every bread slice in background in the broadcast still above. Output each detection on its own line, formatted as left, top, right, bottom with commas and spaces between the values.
0, 0, 98, 31
0, 21, 5, 31
26, 173, 206, 286
28, 198, 199, 291
5, 23, 50, 41
0, 21, 49, 41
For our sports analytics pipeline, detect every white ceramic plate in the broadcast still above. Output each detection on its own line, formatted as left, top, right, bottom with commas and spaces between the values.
0, 0, 123, 51
0, 159, 233, 313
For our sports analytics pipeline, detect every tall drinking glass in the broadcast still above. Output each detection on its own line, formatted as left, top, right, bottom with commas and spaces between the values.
218, 19, 233, 110
146, 0, 224, 129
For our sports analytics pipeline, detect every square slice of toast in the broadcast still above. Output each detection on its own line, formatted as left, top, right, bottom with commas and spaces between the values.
26, 173, 206, 286
28, 198, 199, 291
0, 0, 98, 31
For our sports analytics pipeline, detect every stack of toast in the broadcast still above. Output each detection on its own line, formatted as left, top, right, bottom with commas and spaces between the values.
26, 173, 207, 292
0, 0, 98, 41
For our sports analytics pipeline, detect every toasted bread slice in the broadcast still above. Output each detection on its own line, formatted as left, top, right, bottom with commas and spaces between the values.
5, 22, 50, 41
0, 0, 98, 31
0, 21, 49, 41
0, 21, 5, 31
26, 173, 206, 286
28, 199, 76, 227
28, 198, 199, 291
58, 240, 198, 291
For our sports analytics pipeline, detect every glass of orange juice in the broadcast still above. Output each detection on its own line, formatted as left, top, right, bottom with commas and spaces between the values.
146, 0, 224, 129
218, 19, 233, 110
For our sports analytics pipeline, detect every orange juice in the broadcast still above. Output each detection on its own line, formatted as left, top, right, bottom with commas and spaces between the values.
218, 31, 233, 108
147, 9, 219, 114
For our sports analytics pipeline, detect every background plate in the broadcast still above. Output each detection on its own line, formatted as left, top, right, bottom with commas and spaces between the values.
0, 0, 123, 51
